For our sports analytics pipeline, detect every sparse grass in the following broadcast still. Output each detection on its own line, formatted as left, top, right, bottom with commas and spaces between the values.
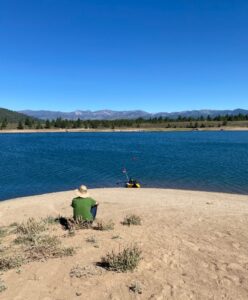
94, 220, 115, 231
99, 245, 142, 272
112, 235, 121, 240
86, 236, 97, 244
74, 217, 92, 230
0, 228, 7, 238
42, 216, 59, 225
9, 222, 18, 227
129, 281, 143, 294
122, 214, 141, 226
16, 218, 47, 235
59, 216, 92, 231
0, 256, 24, 271
14, 234, 37, 245
0, 278, 7, 293
70, 264, 104, 278
68, 230, 76, 237
24, 235, 75, 261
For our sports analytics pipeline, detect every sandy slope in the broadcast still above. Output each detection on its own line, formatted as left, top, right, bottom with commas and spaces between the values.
0, 188, 248, 300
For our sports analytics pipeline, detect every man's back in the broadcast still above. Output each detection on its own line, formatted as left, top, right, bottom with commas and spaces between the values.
71, 197, 96, 221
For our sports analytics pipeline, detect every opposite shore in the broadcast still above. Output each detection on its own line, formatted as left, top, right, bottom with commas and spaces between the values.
1, 126, 248, 134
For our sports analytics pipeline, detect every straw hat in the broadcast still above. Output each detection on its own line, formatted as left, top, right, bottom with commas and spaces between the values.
75, 185, 90, 198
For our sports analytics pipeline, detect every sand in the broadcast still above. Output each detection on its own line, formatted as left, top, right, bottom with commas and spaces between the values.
1, 126, 248, 134
1, 188, 248, 299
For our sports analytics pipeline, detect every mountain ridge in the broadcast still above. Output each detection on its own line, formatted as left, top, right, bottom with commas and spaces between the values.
19, 108, 248, 120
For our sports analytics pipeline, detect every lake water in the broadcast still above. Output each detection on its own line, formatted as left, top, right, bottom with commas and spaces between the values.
0, 131, 248, 201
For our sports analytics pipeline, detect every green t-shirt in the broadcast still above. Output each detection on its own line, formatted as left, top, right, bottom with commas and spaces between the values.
71, 197, 96, 221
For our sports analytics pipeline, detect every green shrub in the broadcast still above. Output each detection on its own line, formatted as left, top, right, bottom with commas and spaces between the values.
100, 245, 142, 272
122, 214, 141, 226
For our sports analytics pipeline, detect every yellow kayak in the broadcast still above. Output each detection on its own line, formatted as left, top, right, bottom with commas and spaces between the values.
125, 182, 141, 188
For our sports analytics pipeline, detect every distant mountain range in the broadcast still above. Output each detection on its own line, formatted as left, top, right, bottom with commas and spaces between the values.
19, 108, 248, 121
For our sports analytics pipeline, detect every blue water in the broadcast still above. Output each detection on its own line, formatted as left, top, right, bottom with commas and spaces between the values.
0, 131, 248, 201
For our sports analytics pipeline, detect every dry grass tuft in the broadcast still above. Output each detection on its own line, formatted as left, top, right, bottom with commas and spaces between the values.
94, 220, 115, 231
58, 216, 92, 231
14, 234, 37, 245
42, 216, 60, 225
122, 214, 142, 226
129, 281, 143, 294
100, 245, 142, 272
0, 278, 7, 293
16, 218, 47, 235
0, 256, 24, 271
70, 264, 104, 278
24, 235, 75, 261
0, 228, 7, 238
86, 236, 97, 244
74, 216, 92, 230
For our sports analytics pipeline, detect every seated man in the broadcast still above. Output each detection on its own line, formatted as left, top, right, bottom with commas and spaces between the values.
71, 185, 98, 222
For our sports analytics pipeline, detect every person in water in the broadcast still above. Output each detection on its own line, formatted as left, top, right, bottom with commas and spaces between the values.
128, 178, 139, 187
71, 185, 99, 221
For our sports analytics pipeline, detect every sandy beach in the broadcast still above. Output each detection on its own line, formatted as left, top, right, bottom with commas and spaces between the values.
1, 188, 248, 299
0, 126, 248, 134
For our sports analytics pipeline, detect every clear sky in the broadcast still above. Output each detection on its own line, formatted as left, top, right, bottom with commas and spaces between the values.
0, 0, 247, 113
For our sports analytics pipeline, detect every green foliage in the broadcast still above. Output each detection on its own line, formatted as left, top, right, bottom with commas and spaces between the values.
17, 121, 24, 129
0, 108, 36, 123
0, 118, 8, 130
100, 245, 142, 272
122, 214, 142, 226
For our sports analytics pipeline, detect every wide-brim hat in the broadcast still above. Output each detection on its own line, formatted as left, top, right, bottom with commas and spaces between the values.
75, 185, 90, 198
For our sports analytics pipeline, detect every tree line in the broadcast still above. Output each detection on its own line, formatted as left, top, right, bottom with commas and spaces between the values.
1, 113, 248, 130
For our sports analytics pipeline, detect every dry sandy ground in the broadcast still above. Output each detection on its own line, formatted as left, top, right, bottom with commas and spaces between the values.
1, 188, 248, 300
1, 127, 248, 134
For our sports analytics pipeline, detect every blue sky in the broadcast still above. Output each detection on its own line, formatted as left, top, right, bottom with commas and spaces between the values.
0, 0, 247, 113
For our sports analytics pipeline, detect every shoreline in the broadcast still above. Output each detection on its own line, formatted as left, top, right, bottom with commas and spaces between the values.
0, 187, 247, 225
1, 126, 248, 134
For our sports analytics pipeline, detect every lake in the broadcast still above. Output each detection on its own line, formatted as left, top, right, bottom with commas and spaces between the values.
0, 131, 248, 200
